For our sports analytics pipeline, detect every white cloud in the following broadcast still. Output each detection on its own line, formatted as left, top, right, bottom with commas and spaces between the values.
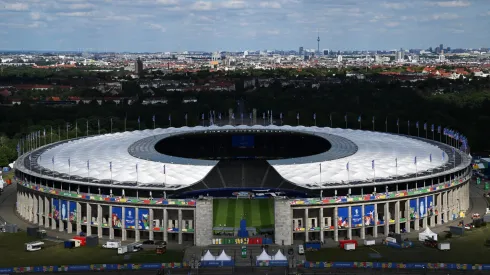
221, 0, 246, 9
57, 12, 93, 17
1, 2, 29, 11
259, 1, 281, 9
385, 21, 400, 27
190, 1, 214, 10
68, 3, 95, 10
430, 13, 460, 20
30, 12, 41, 20
433, 1, 470, 7
146, 22, 166, 32
156, 0, 179, 5
381, 2, 406, 9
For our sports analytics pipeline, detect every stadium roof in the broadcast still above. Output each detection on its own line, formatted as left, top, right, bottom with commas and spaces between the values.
35, 125, 450, 188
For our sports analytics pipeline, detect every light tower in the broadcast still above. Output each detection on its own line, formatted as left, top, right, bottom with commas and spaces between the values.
317, 30, 320, 55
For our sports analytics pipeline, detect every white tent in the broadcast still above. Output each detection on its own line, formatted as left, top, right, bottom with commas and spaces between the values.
201, 250, 216, 261
418, 227, 438, 241
273, 250, 287, 261
216, 250, 232, 261
256, 249, 272, 261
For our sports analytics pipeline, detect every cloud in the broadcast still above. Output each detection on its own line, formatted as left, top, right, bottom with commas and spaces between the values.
190, 1, 214, 10
56, 12, 93, 17
432, 1, 470, 7
430, 13, 460, 20
146, 22, 166, 32
156, 0, 179, 4
221, 0, 246, 9
67, 3, 95, 10
385, 21, 400, 27
1, 2, 29, 11
259, 1, 282, 9
381, 2, 406, 9
30, 12, 41, 20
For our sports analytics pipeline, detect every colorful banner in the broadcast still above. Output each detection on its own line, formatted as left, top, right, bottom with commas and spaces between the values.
419, 197, 427, 218
138, 208, 149, 230
364, 204, 375, 226
112, 206, 122, 228
125, 207, 136, 229
409, 199, 418, 219
52, 198, 59, 220
60, 200, 68, 221
69, 201, 77, 222
351, 206, 363, 227
427, 195, 434, 216
337, 207, 349, 228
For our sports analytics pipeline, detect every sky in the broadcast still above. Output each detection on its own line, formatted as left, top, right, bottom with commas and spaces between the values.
0, 0, 489, 52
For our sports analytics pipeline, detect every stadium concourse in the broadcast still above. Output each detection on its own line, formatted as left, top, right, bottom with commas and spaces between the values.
11, 125, 471, 246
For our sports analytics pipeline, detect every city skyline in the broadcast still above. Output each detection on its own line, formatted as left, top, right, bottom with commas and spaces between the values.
0, 0, 489, 52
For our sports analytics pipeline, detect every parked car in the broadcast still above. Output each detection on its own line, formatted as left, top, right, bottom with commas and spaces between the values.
142, 240, 155, 245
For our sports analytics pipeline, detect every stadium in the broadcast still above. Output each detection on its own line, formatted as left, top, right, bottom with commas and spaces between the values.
13, 125, 472, 246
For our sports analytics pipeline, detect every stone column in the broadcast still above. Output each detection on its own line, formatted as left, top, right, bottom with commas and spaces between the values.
109, 206, 114, 240
86, 203, 92, 236
122, 206, 127, 241
360, 205, 366, 239
373, 204, 378, 238
347, 206, 352, 240
178, 209, 183, 244
135, 207, 140, 242
333, 206, 338, 242
436, 193, 442, 225
196, 198, 214, 246
149, 208, 154, 241
76, 202, 82, 234
51, 198, 56, 230
444, 191, 449, 222
394, 201, 400, 234
319, 207, 324, 243
97, 204, 103, 237
414, 198, 419, 231
33, 195, 38, 224
422, 197, 428, 229
44, 197, 50, 229
38, 195, 44, 227
163, 208, 168, 242
384, 203, 389, 236
304, 208, 309, 242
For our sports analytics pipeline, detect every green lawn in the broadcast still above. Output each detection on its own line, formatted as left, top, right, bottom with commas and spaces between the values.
306, 226, 490, 264
213, 199, 274, 229
1, 170, 13, 181
0, 233, 184, 267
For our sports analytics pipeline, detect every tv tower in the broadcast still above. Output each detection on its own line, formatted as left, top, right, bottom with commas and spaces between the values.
317, 30, 320, 55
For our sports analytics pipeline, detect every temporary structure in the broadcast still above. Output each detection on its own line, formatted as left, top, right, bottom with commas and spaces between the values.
216, 250, 232, 261
273, 250, 287, 261
418, 227, 438, 241
256, 249, 272, 261
201, 250, 216, 261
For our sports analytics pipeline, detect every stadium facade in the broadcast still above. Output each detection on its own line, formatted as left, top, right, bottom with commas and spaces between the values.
14, 125, 472, 246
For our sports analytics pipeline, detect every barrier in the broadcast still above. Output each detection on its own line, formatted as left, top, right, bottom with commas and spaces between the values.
0, 263, 187, 273
212, 237, 271, 245
300, 262, 490, 270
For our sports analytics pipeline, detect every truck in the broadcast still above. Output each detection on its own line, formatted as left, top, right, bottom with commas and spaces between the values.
118, 246, 128, 254
103, 241, 121, 249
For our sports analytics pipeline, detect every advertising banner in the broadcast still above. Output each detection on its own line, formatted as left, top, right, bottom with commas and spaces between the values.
52, 198, 60, 220
351, 206, 363, 227
409, 199, 418, 219
125, 207, 136, 229
427, 195, 434, 216
364, 204, 375, 226
138, 208, 150, 230
419, 197, 427, 218
60, 200, 68, 221
337, 207, 349, 228
112, 206, 122, 228
69, 201, 77, 222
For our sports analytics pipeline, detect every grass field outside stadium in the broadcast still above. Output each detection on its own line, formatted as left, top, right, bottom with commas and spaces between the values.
213, 199, 274, 230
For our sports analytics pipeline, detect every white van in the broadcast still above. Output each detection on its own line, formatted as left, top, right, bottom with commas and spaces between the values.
298, 245, 304, 255
25, 241, 44, 252
118, 246, 128, 254
103, 241, 121, 249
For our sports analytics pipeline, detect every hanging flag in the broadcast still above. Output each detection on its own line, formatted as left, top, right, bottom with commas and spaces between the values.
232, 113, 235, 119
372, 160, 375, 170
68, 158, 70, 167
313, 113, 316, 120
344, 114, 347, 122
442, 151, 445, 160
184, 113, 187, 120
163, 164, 166, 174
346, 162, 349, 171
431, 124, 434, 132
168, 114, 171, 121
202, 113, 204, 120
43, 128, 46, 137
52, 156, 54, 164
110, 161, 112, 172
249, 113, 252, 119
372, 116, 375, 124
424, 123, 427, 130
218, 113, 221, 120
430, 154, 432, 162
87, 160, 90, 170
263, 113, 265, 119
152, 115, 155, 122
414, 156, 417, 165
416, 121, 419, 129
396, 119, 399, 126
297, 113, 300, 120
395, 158, 397, 167
358, 115, 361, 122
280, 113, 283, 119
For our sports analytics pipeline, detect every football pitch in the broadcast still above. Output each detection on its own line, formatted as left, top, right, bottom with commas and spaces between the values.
213, 199, 274, 229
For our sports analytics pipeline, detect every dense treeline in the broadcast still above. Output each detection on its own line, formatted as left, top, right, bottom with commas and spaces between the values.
0, 71, 489, 167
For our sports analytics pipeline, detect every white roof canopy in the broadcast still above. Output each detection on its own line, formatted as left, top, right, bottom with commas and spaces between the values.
216, 250, 232, 261
201, 250, 215, 261
256, 249, 272, 261
273, 250, 287, 261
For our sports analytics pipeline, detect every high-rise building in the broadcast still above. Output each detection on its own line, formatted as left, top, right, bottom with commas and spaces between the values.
299, 47, 304, 56
323, 49, 329, 55
135, 57, 143, 75
317, 32, 320, 54
440, 44, 443, 52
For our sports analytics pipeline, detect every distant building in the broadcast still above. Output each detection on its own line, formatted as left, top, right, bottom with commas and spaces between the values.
299, 47, 304, 56
135, 58, 143, 75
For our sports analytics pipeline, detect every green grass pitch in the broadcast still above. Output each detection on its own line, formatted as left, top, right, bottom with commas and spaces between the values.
213, 199, 274, 229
